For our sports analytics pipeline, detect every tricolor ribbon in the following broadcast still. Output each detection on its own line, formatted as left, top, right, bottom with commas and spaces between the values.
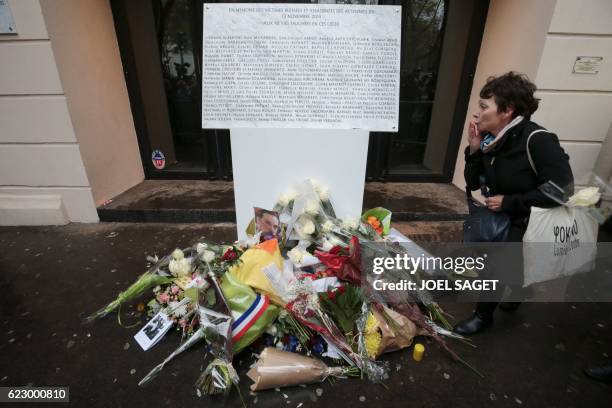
231, 294, 269, 342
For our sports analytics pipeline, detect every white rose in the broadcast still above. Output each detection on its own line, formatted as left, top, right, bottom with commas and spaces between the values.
298, 219, 315, 236
310, 179, 322, 193
178, 258, 192, 276
278, 193, 291, 207
322, 220, 335, 233
196, 243, 208, 254
171, 248, 184, 260
169, 258, 191, 277
200, 249, 216, 263
568, 187, 601, 207
318, 188, 330, 201
288, 247, 305, 264
279, 189, 297, 206
341, 217, 359, 230
287, 188, 297, 200
169, 259, 180, 276
305, 199, 319, 215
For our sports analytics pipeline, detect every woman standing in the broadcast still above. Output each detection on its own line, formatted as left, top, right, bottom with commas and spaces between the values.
454, 72, 574, 335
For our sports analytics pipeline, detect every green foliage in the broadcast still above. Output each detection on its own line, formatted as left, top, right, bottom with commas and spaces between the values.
319, 285, 364, 336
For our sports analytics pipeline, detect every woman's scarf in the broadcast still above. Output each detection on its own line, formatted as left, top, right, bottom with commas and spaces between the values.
480, 115, 524, 153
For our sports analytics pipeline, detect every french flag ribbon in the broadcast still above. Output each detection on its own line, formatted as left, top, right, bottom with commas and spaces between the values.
231, 294, 269, 342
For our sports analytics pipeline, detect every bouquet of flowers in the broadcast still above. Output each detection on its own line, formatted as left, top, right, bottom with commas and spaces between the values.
87, 178, 479, 401
247, 347, 358, 391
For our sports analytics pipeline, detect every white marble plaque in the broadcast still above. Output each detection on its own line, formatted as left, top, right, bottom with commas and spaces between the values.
231, 127, 369, 240
202, 3, 401, 131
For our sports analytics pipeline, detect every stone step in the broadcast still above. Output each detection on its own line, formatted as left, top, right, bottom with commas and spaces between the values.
98, 180, 469, 223
54, 221, 463, 244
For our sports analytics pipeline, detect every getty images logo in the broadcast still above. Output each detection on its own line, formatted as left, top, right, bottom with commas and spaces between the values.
553, 219, 580, 256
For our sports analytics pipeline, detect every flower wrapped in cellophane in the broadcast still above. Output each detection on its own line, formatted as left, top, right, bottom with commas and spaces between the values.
84, 251, 177, 323
539, 172, 612, 225
247, 347, 358, 391
280, 275, 389, 383
362, 303, 428, 359
362, 207, 392, 236
138, 271, 239, 395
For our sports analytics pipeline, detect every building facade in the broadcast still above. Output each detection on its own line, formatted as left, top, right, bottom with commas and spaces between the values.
1, 0, 611, 225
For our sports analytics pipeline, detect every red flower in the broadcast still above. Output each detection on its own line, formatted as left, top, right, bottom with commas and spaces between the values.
314, 236, 362, 285
337, 285, 346, 295
327, 289, 336, 301
222, 248, 237, 261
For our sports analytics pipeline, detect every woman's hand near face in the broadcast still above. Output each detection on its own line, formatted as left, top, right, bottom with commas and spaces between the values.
485, 195, 504, 212
467, 121, 481, 154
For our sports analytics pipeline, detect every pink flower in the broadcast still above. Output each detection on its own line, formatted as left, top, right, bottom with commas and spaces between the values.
158, 293, 170, 304
171, 285, 180, 294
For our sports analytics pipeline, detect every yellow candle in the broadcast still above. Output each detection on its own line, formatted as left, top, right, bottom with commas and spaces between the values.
413, 343, 425, 362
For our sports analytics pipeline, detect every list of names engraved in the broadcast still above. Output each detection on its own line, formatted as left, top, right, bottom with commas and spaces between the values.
202, 4, 401, 131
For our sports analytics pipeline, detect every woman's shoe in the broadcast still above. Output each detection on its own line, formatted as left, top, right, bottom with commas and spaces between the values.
453, 313, 493, 335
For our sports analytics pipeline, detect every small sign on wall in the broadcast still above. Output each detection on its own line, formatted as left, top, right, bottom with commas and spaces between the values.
0, 0, 16, 34
572, 56, 603, 75
151, 149, 166, 170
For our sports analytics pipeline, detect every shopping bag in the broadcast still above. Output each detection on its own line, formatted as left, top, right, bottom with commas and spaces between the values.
523, 206, 598, 286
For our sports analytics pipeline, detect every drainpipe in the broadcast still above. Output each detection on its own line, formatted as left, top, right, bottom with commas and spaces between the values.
593, 121, 612, 184
593, 121, 612, 213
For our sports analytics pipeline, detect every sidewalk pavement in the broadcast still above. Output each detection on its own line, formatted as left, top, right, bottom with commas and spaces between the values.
0, 222, 611, 407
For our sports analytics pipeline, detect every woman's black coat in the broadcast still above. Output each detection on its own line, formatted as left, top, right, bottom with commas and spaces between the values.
464, 119, 574, 241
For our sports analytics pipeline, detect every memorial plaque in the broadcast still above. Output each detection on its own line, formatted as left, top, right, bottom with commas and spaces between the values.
202, 3, 401, 131
572, 56, 603, 75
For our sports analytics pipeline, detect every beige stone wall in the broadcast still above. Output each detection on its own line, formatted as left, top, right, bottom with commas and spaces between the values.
451, 0, 557, 192
0, 0, 145, 225
532, 0, 612, 186
0, 0, 97, 224
39, 0, 144, 206
453, 0, 612, 190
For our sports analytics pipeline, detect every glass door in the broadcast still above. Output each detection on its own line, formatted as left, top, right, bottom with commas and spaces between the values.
112, 0, 233, 179
366, 0, 489, 181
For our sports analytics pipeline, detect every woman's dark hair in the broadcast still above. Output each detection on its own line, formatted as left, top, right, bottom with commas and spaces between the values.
480, 71, 540, 118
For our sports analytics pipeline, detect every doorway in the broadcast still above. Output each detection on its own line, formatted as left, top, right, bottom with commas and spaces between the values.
111, 0, 488, 181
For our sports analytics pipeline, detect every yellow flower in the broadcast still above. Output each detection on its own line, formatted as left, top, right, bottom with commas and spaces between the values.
364, 312, 382, 359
